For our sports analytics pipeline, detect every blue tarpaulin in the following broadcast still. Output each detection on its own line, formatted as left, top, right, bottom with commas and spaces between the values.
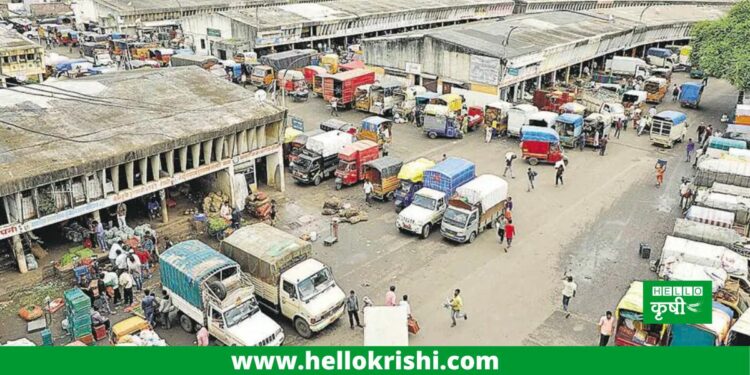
423, 157, 475, 196
521, 126, 560, 143
708, 136, 747, 151
679, 83, 703, 104
655, 110, 688, 125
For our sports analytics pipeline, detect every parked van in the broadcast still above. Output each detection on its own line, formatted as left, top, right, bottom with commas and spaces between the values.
649, 110, 687, 148
506, 104, 539, 138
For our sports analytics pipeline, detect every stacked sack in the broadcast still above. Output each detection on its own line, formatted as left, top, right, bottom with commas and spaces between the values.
246, 191, 271, 219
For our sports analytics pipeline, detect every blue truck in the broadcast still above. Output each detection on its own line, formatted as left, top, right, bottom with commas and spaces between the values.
396, 157, 476, 238
160, 240, 284, 346
679, 82, 704, 109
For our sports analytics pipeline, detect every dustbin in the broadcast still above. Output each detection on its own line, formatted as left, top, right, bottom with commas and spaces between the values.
639, 243, 651, 259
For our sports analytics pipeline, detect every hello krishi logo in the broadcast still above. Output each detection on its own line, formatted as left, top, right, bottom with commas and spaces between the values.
643, 281, 712, 324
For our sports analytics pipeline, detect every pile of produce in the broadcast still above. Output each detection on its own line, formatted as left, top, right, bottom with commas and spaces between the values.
246, 191, 271, 219
203, 191, 229, 215
60, 246, 95, 267
208, 217, 229, 233
104, 224, 155, 247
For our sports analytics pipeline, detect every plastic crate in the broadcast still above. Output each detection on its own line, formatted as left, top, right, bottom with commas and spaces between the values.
72, 326, 92, 338
41, 329, 53, 346
69, 313, 92, 329
77, 333, 95, 345
64, 288, 91, 313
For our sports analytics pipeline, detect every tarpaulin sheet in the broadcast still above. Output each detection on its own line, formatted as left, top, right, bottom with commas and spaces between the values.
455, 174, 507, 210
423, 157, 475, 196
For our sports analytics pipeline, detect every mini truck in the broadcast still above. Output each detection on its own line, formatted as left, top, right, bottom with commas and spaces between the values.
221, 224, 346, 339
679, 82, 704, 109
394, 158, 435, 212
441, 174, 508, 244
291, 131, 353, 186
334, 140, 380, 190
396, 157, 476, 239
649, 110, 688, 148
160, 240, 284, 346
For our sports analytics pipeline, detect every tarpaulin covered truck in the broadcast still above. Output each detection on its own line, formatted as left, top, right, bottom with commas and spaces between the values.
323, 68, 376, 108
396, 157, 475, 239
695, 158, 750, 189
291, 131, 353, 185
221, 224, 346, 339
441, 174, 507, 244
672, 218, 750, 257
679, 82, 704, 109
160, 240, 284, 346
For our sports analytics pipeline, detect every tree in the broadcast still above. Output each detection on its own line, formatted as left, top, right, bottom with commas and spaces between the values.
690, 0, 750, 90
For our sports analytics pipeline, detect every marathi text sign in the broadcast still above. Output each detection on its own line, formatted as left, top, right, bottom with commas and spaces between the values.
469, 55, 500, 86
643, 280, 712, 324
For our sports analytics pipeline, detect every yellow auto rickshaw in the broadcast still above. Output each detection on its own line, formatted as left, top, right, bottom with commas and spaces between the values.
431, 93, 463, 113
614, 281, 670, 347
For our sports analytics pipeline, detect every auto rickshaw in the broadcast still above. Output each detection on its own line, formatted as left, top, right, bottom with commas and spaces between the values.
393, 158, 435, 212
251, 65, 274, 87
521, 126, 567, 166
484, 101, 513, 136
358, 116, 392, 146
423, 105, 461, 139
556, 114, 584, 149
283, 127, 303, 165
415, 92, 439, 112
583, 113, 612, 147
355, 84, 372, 112
614, 281, 670, 346
364, 156, 404, 201
622, 90, 647, 112
110, 316, 151, 344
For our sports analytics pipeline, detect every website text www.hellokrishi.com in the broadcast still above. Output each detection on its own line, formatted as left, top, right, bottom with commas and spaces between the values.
231, 350, 500, 371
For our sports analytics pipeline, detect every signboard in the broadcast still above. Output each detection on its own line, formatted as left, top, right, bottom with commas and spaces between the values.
469, 55, 500, 86
643, 281, 712, 324
207, 28, 221, 38
405, 62, 422, 75
291, 116, 304, 131
507, 68, 519, 76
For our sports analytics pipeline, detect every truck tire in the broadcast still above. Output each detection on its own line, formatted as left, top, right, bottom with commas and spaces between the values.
395, 206, 403, 213
295, 317, 313, 339
428, 132, 437, 139
208, 281, 227, 300
314, 175, 322, 186
420, 224, 431, 239
528, 158, 539, 166
468, 232, 477, 244
179, 313, 195, 333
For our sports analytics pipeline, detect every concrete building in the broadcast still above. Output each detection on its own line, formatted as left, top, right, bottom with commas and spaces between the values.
514, 0, 737, 14
0, 29, 45, 87
0, 67, 286, 273
70, 0, 328, 34
363, 5, 727, 101
181, 0, 515, 57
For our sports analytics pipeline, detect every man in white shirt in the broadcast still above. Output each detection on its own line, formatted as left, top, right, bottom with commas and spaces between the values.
108, 240, 123, 267
399, 295, 411, 318
562, 276, 577, 318
503, 152, 516, 179
598, 311, 615, 346
648, 106, 657, 118
115, 250, 128, 272
363, 180, 373, 205
119, 271, 134, 306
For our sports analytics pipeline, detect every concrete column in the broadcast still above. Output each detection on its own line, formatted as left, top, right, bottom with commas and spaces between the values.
227, 134, 237, 157
92, 210, 101, 223
579, 62, 583, 78
150, 155, 161, 180
565, 66, 571, 82
191, 144, 201, 169
179, 147, 188, 172
238, 130, 248, 153
551, 70, 557, 85
110, 166, 120, 193
1, 77, 6, 88
267, 148, 285, 192
214, 136, 225, 161
202, 140, 213, 164
257, 126, 267, 148
165, 150, 175, 177
139, 158, 148, 185
520, 81, 526, 100
513, 83, 520, 102
125, 161, 134, 189
12, 235, 27, 274
159, 189, 168, 224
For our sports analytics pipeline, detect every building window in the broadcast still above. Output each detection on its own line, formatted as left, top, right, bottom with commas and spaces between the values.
2, 56, 8, 64
200, 39, 206, 50
27, 54, 35, 61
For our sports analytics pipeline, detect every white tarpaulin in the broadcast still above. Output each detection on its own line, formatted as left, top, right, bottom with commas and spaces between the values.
306, 131, 353, 157
686, 205, 735, 228
696, 158, 750, 188
660, 236, 748, 282
663, 261, 728, 293
455, 174, 507, 210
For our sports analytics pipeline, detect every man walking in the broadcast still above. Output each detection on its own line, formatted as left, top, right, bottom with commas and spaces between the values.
119, 271, 135, 306
555, 161, 565, 187
94, 220, 107, 252
496, 215, 506, 245
599, 135, 608, 156
503, 219, 515, 253
484, 124, 493, 143
330, 98, 339, 117
158, 290, 174, 329
562, 276, 577, 318
346, 290, 362, 329
503, 152, 516, 179
363, 179, 373, 206
141, 289, 157, 327
449, 289, 467, 327
614, 119, 622, 139
598, 311, 615, 346
527, 167, 537, 192
671, 84, 680, 102
680, 180, 691, 211
686, 138, 695, 163
385, 286, 397, 306
116, 203, 127, 228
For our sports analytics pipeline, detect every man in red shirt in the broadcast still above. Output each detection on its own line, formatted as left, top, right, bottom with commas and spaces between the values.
504, 220, 515, 253
134, 248, 151, 279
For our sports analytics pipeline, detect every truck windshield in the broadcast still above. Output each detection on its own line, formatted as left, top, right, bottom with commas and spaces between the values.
252, 68, 266, 77
622, 94, 638, 103
412, 194, 436, 210
399, 180, 414, 192
558, 121, 574, 136
338, 160, 355, 172
443, 207, 468, 228
644, 83, 659, 93
224, 298, 260, 327
297, 268, 334, 302
294, 158, 312, 170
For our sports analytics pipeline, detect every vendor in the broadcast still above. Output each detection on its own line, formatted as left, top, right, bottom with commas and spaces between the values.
90, 307, 110, 331
220, 201, 232, 221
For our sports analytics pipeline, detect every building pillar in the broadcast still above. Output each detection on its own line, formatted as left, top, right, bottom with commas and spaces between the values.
12, 235, 27, 274
139, 158, 148, 185
125, 161, 134, 189
191, 144, 201, 168
238, 130, 248, 153
565, 66, 571, 82
267, 148, 285, 192
92, 210, 101, 223
202, 140, 213, 164
513, 83, 520, 102
536, 76, 542, 89
520, 80, 526, 99
551, 70, 557, 85
579, 62, 584, 78
214, 136, 225, 161
159, 189, 168, 224
179, 147, 188, 172
226, 134, 236, 157
110, 166, 120, 193
165, 150, 175, 177
150, 155, 161, 180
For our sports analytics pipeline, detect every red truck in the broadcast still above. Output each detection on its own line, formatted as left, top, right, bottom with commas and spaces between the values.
323, 68, 376, 108
532, 89, 576, 113
334, 140, 380, 190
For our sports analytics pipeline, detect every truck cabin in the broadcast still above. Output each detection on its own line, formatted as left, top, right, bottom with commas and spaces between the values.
527, 111, 558, 129
644, 78, 666, 95
294, 150, 319, 173
622, 91, 646, 108
359, 116, 392, 143
651, 68, 672, 82
289, 130, 324, 162
443, 199, 476, 230
281, 258, 336, 304
252, 65, 274, 83
584, 115, 607, 134
556, 115, 583, 137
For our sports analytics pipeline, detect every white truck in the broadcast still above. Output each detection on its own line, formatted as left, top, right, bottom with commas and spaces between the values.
441, 174, 508, 244
606, 56, 650, 81
506, 104, 539, 138
220, 223, 346, 339
673, 218, 750, 257
363, 306, 409, 346
526, 111, 559, 129
579, 91, 626, 123
160, 240, 284, 346
658, 235, 749, 288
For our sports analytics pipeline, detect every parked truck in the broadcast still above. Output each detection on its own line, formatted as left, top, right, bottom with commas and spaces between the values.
291, 131, 353, 186
657, 235, 749, 288
221, 224, 346, 339
649, 110, 688, 148
679, 82, 704, 109
160, 240, 284, 346
507, 104, 539, 138
673, 218, 750, 257
323, 68, 376, 108
396, 157, 475, 239
394, 158, 436, 212
334, 140, 380, 190
440, 174, 508, 244
605, 56, 649, 81
80, 42, 113, 66
645, 47, 677, 69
